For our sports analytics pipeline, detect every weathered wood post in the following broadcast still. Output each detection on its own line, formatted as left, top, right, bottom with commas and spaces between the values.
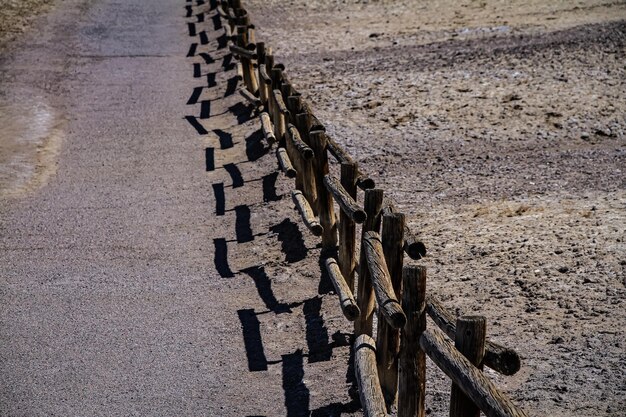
355, 188, 384, 336
256, 42, 269, 107
377, 211, 405, 408
355, 334, 388, 417
309, 131, 337, 250
450, 316, 487, 417
339, 162, 358, 291
235, 27, 258, 93
398, 265, 427, 417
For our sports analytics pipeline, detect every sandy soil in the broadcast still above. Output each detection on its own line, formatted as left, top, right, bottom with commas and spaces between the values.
244, 1, 626, 416
0, 0, 56, 46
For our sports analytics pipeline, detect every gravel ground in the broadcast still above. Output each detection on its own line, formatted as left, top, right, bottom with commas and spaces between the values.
0, 0, 56, 47
244, 1, 626, 416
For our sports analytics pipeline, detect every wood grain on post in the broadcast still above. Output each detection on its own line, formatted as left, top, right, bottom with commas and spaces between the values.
309, 131, 337, 250
376, 212, 405, 408
354, 334, 389, 417
291, 190, 323, 237
339, 162, 358, 292
264, 54, 275, 118
363, 231, 406, 329
426, 296, 521, 376
323, 174, 366, 224
420, 327, 529, 417
355, 189, 384, 337
450, 316, 487, 417
382, 198, 427, 260
325, 258, 360, 321
236, 61, 244, 81
276, 148, 296, 178
398, 265, 427, 417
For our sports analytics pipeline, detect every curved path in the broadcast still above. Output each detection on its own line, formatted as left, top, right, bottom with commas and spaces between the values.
1, 0, 355, 415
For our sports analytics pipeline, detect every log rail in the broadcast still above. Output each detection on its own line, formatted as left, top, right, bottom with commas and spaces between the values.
214, 2, 531, 416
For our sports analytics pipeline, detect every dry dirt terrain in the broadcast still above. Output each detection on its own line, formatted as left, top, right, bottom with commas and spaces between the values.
243, 0, 626, 416
0, 0, 624, 416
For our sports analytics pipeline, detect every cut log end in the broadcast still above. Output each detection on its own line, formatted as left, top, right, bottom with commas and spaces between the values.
310, 223, 323, 237
353, 209, 367, 224
405, 241, 427, 259
486, 349, 521, 376
342, 302, 361, 321
357, 177, 376, 190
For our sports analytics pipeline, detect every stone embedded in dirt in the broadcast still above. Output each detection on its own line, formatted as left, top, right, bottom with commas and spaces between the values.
557, 266, 569, 273
503, 93, 522, 102
581, 131, 590, 140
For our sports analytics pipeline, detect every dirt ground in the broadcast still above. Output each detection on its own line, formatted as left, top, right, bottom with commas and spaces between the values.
244, 1, 626, 416
0, 0, 56, 46
0, 0, 624, 416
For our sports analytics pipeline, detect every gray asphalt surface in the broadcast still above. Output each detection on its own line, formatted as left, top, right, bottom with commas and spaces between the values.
1, 0, 289, 415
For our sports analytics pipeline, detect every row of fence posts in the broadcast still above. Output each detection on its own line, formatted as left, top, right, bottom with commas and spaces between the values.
217, 1, 529, 416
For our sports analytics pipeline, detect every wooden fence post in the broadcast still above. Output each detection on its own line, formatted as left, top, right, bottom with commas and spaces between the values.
355, 188, 384, 337
377, 212, 405, 408
450, 316, 487, 417
398, 265, 426, 417
309, 131, 337, 250
339, 162, 358, 292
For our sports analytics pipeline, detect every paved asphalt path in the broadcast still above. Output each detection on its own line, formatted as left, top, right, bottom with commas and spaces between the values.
0, 0, 301, 415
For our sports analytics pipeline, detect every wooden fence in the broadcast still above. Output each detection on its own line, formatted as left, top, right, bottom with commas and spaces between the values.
218, 1, 528, 416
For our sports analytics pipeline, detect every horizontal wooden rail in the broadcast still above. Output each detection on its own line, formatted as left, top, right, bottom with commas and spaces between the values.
291, 190, 322, 236
287, 124, 313, 159
276, 148, 296, 178
239, 88, 260, 106
363, 231, 406, 329
258, 64, 272, 85
420, 327, 529, 417
273, 89, 289, 115
260, 112, 276, 143
229, 43, 258, 60
355, 334, 389, 417
325, 135, 375, 189
426, 296, 521, 376
324, 258, 360, 321
323, 174, 366, 224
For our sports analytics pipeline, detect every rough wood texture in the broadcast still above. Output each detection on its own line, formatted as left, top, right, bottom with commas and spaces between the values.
376, 212, 405, 408
287, 124, 313, 159
309, 131, 337, 250
276, 148, 296, 178
260, 112, 276, 143
229, 44, 258, 60
339, 162, 358, 292
382, 198, 427, 260
287, 124, 317, 211
323, 174, 366, 224
398, 265, 427, 417
272, 89, 288, 145
363, 232, 406, 329
420, 327, 529, 417
355, 189, 384, 337
258, 64, 272, 85
450, 316, 487, 417
239, 88, 260, 106
291, 190, 323, 237
325, 258, 360, 321
236, 61, 244, 81
355, 334, 389, 417
325, 135, 375, 189
426, 296, 521, 376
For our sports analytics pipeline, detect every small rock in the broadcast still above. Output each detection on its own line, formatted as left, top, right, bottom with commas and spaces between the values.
503, 93, 521, 102
557, 266, 569, 273
549, 336, 565, 344
581, 131, 590, 140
